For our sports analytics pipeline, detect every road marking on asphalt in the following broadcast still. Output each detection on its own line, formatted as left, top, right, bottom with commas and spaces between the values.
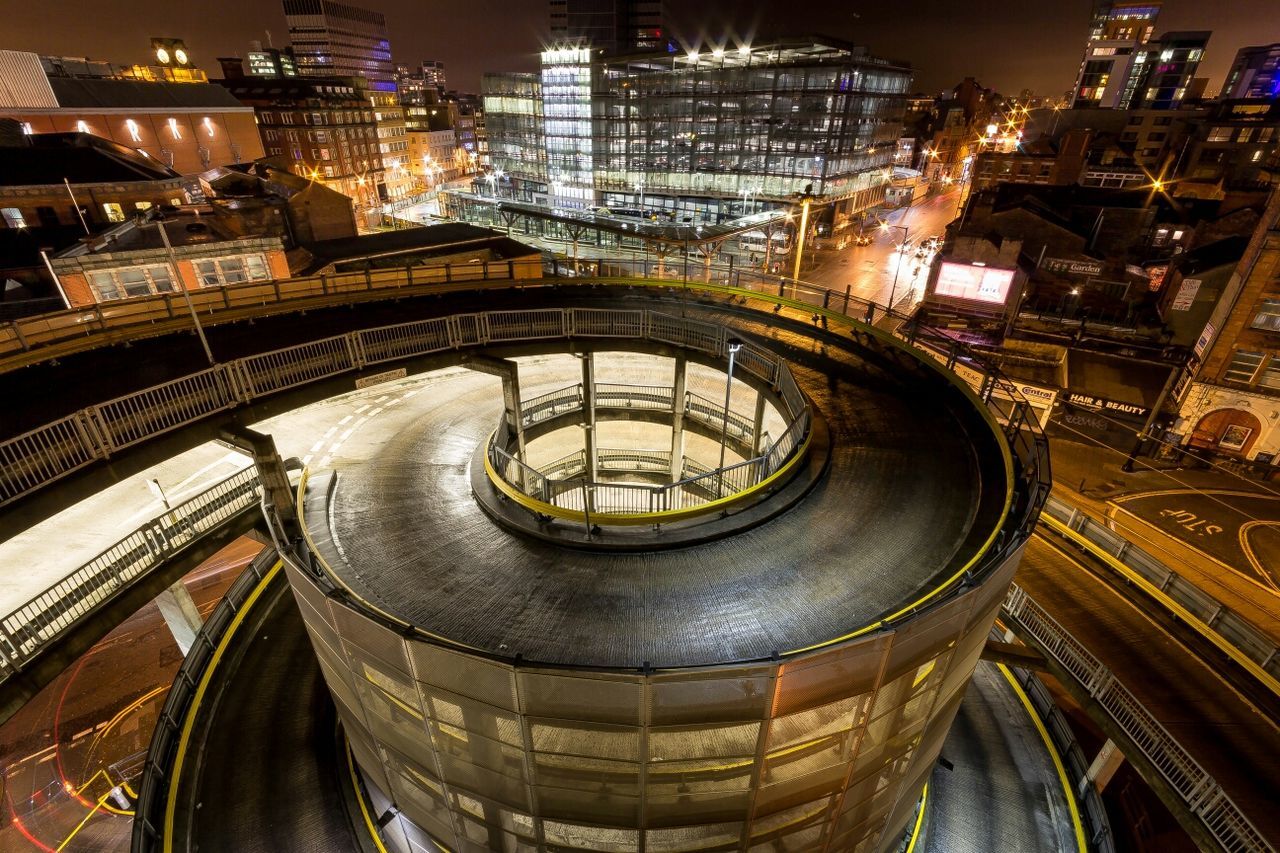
309, 440, 325, 453
354, 404, 370, 414
1106, 503, 1280, 600
338, 415, 353, 425
1114, 488, 1280, 503
1239, 520, 1280, 592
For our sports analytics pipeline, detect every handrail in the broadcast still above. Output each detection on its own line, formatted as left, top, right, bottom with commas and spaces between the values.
1040, 495, 1280, 696
4, 271, 1046, 660
1003, 582, 1272, 853
0, 467, 262, 684
485, 333, 812, 526
130, 549, 282, 853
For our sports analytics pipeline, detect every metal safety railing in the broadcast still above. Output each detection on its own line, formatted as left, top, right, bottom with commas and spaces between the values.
1040, 495, 1280, 693
131, 547, 281, 853
1002, 583, 1273, 853
1, 307, 792, 509
517, 381, 762, 444
487, 327, 812, 523
0, 467, 262, 681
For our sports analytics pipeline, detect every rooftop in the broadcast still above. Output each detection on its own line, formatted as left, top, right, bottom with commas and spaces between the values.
45, 76, 249, 110
55, 210, 255, 258
0, 131, 180, 186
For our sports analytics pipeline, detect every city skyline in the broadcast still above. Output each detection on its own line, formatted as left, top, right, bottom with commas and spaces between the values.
6, 0, 1280, 96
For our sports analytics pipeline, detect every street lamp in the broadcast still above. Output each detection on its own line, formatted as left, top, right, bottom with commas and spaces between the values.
879, 220, 910, 309
717, 337, 743, 499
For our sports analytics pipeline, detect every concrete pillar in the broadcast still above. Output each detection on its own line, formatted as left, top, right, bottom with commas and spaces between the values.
155, 580, 203, 656
1081, 738, 1125, 795
670, 355, 688, 480
581, 353, 599, 483
752, 393, 767, 457
499, 364, 526, 459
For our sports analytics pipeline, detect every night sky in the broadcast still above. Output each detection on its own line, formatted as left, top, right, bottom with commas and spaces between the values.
7, 0, 1280, 97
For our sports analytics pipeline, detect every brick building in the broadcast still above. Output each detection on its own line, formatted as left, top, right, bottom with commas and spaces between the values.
0, 50, 263, 174
1177, 184, 1280, 463
217, 65, 385, 222
49, 211, 289, 307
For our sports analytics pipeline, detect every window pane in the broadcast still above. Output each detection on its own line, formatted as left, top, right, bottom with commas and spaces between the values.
1224, 350, 1264, 383
1259, 358, 1280, 391
89, 271, 120, 301
147, 265, 174, 293
1251, 299, 1280, 332
118, 268, 151, 297
218, 257, 247, 283
1, 207, 26, 228
245, 255, 269, 280
194, 260, 220, 286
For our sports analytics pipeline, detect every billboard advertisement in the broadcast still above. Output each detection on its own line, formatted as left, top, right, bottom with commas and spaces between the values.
934, 262, 1016, 305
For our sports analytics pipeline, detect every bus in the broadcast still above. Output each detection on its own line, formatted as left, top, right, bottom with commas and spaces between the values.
736, 230, 792, 257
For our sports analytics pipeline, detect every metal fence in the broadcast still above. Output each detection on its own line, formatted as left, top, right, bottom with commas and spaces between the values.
131, 546, 281, 853
1039, 495, 1280, 692
487, 327, 812, 522
999, 657, 1116, 853
0, 467, 261, 679
2, 307, 810, 510
1003, 583, 1272, 853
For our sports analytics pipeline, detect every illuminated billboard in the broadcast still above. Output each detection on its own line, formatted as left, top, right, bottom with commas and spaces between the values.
934, 262, 1016, 305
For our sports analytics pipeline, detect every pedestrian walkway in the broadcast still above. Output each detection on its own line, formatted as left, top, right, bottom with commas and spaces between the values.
924, 661, 1083, 853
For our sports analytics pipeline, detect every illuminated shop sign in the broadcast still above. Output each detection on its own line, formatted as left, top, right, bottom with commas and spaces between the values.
934, 261, 1015, 304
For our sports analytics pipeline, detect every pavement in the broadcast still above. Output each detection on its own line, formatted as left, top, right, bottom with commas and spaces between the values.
924, 661, 1082, 853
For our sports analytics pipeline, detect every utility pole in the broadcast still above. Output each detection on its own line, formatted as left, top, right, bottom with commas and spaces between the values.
158, 220, 216, 367
1122, 366, 1179, 473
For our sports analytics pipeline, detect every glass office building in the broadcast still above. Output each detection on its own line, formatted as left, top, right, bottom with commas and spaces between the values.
482, 39, 913, 223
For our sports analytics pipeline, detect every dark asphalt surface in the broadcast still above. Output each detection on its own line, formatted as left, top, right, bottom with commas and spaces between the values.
1017, 534, 1280, 845
177, 580, 363, 853
1111, 490, 1280, 589
311, 308, 1003, 668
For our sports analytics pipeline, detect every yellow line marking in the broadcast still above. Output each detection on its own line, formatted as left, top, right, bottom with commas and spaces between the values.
163, 561, 283, 851
56, 787, 115, 852
1041, 515, 1280, 698
1105, 503, 1280, 598
73, 768, 132, 817
1239, 520, 1280, 591
1113, 488, 1280, 504
345, 740, 390, 853
998, 664, 1088, 853
483, 428, 813, 525
906, 783, 929, 853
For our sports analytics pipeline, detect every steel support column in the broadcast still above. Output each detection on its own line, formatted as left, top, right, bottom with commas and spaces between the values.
670, 354, 688, 481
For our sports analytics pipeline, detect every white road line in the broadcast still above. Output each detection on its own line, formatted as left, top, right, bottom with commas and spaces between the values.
309, 440, 325, 453
322, 426, 339, 439
354, 404, 370, 414
302, 454, 313, 465
339, 415, 353, 425
318, 455, 332, 467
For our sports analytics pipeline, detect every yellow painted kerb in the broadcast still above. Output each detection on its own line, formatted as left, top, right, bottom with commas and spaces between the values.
483, 428, 812, 526
999, 663, 1089, 853
162, 561, 283, 851
346, 741, 391, 853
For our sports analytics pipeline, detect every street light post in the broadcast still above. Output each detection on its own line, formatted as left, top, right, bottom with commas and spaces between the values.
717, 338, 743, 500
880, 221, 910, 310
158, 220, 215, 367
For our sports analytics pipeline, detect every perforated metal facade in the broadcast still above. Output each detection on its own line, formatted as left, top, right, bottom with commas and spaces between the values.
283, 546, 1020, 852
